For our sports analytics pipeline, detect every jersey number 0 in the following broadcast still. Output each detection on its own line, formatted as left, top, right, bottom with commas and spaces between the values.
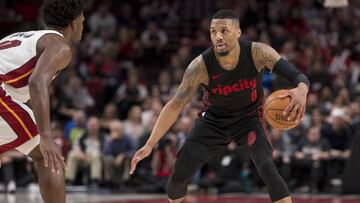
0, 40, 22, 50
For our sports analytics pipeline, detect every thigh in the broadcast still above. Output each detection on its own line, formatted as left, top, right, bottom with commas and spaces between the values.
186, 119, 229, 162
0, 96, 39, 155
234, 116, 271, 150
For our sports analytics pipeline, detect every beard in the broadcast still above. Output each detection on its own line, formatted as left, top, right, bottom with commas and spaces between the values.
217, 50, 230, 57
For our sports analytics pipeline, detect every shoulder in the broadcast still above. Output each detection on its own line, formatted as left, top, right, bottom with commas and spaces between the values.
251, 42, 273, 55
190, 55, 206, 68
185, 55, 206, 76
36, 33, 71, 58
185, 55, 208, 84
251, 41, 281, 71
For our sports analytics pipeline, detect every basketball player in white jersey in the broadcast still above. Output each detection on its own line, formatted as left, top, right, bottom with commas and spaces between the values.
0, 0, 85, 202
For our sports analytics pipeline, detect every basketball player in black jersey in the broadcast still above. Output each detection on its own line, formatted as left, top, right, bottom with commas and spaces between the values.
130, 10, 309, 203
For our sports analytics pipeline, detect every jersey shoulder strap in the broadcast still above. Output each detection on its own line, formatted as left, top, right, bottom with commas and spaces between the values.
201, 46, 215, 73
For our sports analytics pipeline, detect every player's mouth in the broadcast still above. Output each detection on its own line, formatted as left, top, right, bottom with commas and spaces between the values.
216, 43, 226, 49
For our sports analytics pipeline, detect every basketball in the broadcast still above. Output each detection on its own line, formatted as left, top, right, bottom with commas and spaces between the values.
263, 89, 301, 130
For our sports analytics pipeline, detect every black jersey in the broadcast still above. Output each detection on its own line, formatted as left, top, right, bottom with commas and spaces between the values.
199, 39, 264, 127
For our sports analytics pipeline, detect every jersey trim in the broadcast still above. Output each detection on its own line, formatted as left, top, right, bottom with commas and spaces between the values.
6, 68, 34, 84
0, 56, 37, 88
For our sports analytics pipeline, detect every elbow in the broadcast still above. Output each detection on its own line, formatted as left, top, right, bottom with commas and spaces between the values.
28, 79, 39, 91
28, 78, 46, 93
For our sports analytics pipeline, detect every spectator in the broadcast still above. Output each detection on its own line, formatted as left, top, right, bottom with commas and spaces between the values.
63, 76, 95, 111
151, 133, 177, 192
117, 26, 138, 61
292, 127, 330, 193
348, 102, 360, 137
88, 2, 117, 36
141, 98, 163, 128
115, 68, 148, 119
2, 0, 360, 194
270, 129, 291, 182
132, 113, 158, 188
124, 105, 145, 142
99, 103, 118, 133
140, 21, 168, 66
322, 108, 351, 181
65, 117, 105, 187
66, 111, 86, 145
103, 120, 136, 188
0, 150, 29, 193
175, 115, 193, 149
157, 71, 173, 103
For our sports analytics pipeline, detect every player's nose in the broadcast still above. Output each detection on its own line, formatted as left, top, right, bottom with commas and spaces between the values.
215, 32, 223, 40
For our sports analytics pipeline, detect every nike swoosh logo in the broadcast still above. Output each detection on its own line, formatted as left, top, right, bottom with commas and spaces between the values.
211, 73, 224, 80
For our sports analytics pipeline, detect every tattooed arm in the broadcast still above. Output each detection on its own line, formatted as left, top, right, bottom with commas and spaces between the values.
146, 55, 207, 147
251, 42, 310, 122
251, 42, 281, 72
130, 55, 208, 174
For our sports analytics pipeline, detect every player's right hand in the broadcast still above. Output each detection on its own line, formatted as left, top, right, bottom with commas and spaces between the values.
39, 136, 66, 175
129, 144, 152, 175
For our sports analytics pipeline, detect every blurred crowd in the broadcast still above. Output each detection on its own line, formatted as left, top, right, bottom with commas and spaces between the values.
0, 0, 360, 195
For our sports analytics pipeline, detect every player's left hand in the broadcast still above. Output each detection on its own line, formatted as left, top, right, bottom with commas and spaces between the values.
279, 83, 308, 122
39, 136, 67, 174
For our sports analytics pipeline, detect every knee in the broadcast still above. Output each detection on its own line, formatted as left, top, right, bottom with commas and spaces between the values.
31, 153, 44, 164
251, 152, 274, 175
169, 168, 190, 186
167, 172, 188, 196
167, 175, 182, 188
28, 146, 45, 163
257, 161, 277, 180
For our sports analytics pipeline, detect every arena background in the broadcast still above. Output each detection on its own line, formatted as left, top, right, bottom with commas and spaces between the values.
0, 0, 360, 202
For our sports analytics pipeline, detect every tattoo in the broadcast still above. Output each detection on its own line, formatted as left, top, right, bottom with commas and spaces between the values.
172, 56, 207, 108
252, 42, 281, 71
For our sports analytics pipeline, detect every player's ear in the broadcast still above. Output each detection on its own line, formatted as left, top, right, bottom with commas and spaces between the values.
236, 28, 241, 38
70, 20, 76, 30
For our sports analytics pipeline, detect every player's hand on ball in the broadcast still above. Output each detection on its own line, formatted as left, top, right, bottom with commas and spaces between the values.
279, 84, 308, 122
129, 144, 152, 175
39, 136, 67, 175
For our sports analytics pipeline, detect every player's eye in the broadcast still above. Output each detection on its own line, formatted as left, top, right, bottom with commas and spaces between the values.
211, 30, 216, 34
222, 29, 229, 33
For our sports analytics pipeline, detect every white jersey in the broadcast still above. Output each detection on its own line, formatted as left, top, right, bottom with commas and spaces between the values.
0, 30, 63, 103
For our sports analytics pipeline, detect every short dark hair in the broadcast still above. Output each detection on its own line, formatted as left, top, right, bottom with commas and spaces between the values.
42, 0, 85, 28
212, 10, 239, 21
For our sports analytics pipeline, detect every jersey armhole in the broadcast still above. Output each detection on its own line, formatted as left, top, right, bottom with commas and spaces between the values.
247, 41, 263, 73
201, 47, 214, 77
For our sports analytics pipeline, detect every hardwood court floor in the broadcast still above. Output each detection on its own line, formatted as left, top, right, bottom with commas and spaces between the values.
1, 193, 360, 203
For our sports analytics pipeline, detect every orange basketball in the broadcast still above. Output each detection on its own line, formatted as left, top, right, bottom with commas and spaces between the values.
263, 89, 301, 130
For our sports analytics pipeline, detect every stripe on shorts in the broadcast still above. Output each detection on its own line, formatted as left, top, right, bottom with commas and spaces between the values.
0, 95, 38, 153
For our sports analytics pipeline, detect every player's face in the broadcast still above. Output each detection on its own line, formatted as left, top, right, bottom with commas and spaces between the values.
71, 12, 84, 45
210, 19, 241, 57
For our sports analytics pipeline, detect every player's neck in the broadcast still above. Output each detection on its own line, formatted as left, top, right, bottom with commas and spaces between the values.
45, 26, 72, 45
216, 43, 240, 70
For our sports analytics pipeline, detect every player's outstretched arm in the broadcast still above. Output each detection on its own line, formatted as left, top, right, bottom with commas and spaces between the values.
251, 42, 310, 122
28, 34, 72, 174
130, 55, 208, 174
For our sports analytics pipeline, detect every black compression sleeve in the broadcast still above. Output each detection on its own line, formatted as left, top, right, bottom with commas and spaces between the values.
272, 58, 310, 89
